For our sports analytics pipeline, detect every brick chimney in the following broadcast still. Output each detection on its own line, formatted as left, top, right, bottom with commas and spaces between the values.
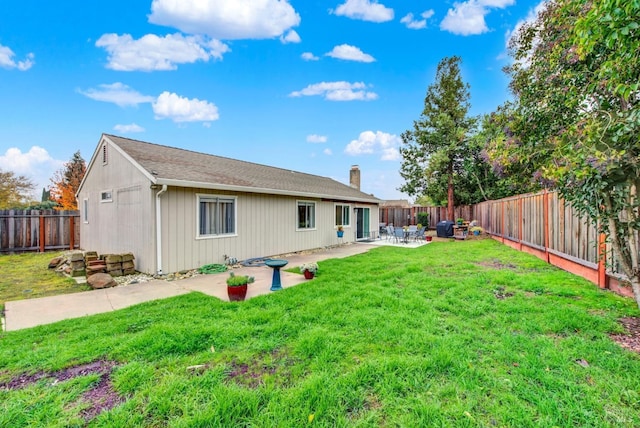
349, 165, 360, 190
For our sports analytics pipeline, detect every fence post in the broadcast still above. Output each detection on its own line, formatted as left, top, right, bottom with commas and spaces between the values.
39, 214, 45, 253
518, 196, 524, 249
69, 215, 75, 250
598, 233, 608, 289
543, 190, 550, 263
501, 200, 505, 242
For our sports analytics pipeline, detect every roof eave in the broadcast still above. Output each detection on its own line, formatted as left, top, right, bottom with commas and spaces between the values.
155, 178, 380, 204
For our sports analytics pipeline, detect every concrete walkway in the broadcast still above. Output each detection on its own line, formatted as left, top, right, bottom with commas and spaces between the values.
4, 243, 394, 331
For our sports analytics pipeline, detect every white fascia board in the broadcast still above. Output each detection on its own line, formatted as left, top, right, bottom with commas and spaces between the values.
155, 178, 380, 204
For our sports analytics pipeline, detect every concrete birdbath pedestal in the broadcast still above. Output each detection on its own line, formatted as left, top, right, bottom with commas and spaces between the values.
264, 259, 288, 291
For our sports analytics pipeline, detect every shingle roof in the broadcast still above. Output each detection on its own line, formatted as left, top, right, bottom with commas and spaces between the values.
105, 134, 380, 203
381, 199, 411, 208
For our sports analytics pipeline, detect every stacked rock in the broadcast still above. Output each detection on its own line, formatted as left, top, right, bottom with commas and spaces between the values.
68, 251, 86, 277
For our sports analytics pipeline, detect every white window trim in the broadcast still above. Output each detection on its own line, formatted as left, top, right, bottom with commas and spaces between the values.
335, 203, 351, 228
100, 190, 113, 203
296, 200, 317, 231
196, 193, 238, 240
83, 198, 89, 223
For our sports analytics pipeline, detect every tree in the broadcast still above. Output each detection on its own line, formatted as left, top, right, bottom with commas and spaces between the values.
0, 169, 35, 209
41, 187, 50, 202
480, 104, 544, 198
399, 56, 476, 219
499, 0, 640, 307
50, 151, 86, 210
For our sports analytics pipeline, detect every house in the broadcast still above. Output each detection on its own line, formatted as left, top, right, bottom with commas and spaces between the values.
76, 134, 381, 274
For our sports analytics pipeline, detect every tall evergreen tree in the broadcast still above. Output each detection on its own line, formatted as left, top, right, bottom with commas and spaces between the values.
50, 151, 86, 210
41, 187, 51, 202
399, 56, 476, 220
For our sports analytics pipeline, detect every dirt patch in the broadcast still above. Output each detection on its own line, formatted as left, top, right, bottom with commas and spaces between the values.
610, 317, 640, 354
226, 348, 297, 388
226, 360, 273, 388
79, 375, 126, 422
477, 259, 518, 270
493, 287, 514, 300
347, 394, 383, 420
0, 360, 125, 423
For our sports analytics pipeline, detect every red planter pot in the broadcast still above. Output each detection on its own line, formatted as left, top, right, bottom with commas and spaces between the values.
227, 284, 248, 301
303, 270, 314, 279
425, 236, 433, 242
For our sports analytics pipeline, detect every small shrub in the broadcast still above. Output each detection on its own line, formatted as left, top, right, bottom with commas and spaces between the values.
226, 272, 254, 286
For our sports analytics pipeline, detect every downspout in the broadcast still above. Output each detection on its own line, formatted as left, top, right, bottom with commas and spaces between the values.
155, 185, 168, 275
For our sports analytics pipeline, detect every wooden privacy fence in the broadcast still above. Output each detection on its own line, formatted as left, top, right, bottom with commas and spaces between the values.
0, 210, 80, 253
383, 191, 632, 297
380, 205, 474, 229
473, 190, 631, 298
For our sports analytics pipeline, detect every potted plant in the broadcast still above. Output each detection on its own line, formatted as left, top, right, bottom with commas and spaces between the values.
226, 272, 254, 301
337, 225, 344, 238
456, 218, 464, 226
299, 262, 318, 279
470, 226, 483, 236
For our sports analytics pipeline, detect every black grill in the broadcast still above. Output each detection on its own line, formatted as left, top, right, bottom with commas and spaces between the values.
436, 220, 454, 238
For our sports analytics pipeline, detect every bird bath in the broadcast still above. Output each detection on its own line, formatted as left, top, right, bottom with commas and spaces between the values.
264, 259, 288, 291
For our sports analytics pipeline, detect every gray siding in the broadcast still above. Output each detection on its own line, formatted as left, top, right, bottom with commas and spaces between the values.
78, 140, 156, 273
158, 187, 379, 273
78, 136, 380, 275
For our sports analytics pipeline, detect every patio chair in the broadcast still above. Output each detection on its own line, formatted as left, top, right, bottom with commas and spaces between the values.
407, 225, 418, 240
413, 226, 426, 241
393, 227, 405, 243
386, 225, 394, 240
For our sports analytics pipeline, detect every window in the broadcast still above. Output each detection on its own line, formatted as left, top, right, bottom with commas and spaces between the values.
83, 199, 88, 223
297, 201, 316, 229
335, 204, 350, 227
198, 195, 236, 237
100, 191, 112, 202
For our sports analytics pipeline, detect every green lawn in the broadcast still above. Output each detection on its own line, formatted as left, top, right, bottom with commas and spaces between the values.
1, 240, 639, 427
0, 251, 90, 314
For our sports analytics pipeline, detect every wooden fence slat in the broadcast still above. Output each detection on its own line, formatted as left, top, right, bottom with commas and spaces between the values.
0, 210, 80, 253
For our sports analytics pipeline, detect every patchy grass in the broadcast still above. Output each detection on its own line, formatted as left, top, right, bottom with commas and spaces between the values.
0, 252, 90, 314
1, 240, 640, 426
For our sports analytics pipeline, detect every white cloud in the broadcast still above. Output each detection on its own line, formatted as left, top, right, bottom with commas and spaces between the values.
301, 52, 319, 61
280, 30, 301, 44
325, 44, 375, 63
96, 33, 230, 71
114, 123, 145, 133
504, 1, 547, 50
290, 81, 378, 101
152, 91, 219, 123
332, 0, 394, 23
344, 130, 400, 160
323, 148, 333, 155
440, 0, 515, 36
400, 10, 435, 30
0, 146, 64, 198
149, 0, 300, 40
307, 134, 327, 143
78, 82, 155, 107
206, 39, 232, 59
0, 44, 34, 71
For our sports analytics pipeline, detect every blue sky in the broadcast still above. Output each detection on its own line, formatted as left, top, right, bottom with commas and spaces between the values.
0, 0, 543, 201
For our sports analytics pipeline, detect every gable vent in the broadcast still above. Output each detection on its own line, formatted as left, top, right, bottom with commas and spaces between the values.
102, 143, 108, 165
